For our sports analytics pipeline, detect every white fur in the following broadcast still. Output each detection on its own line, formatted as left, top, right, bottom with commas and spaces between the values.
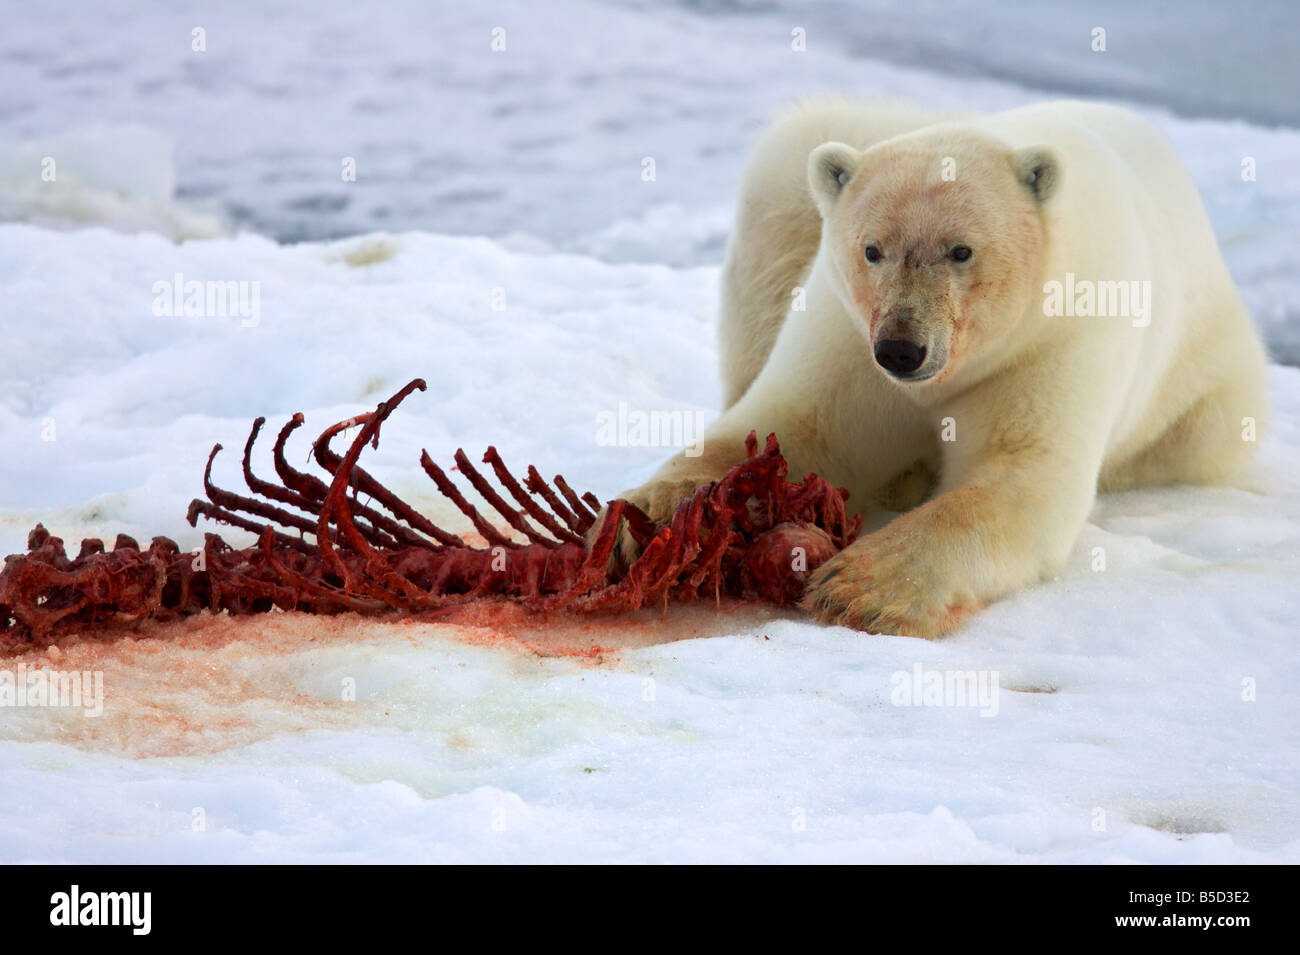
615, 99, 1270, 637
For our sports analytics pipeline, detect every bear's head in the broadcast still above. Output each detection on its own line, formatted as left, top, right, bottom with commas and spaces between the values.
808, 129, 1058, 385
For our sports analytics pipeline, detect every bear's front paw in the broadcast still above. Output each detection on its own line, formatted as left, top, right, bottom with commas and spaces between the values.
587, 476, 709, 571
799, 544, 979, 639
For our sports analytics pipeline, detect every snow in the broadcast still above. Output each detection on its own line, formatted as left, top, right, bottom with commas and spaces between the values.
2, 223, 1298, 863
0, 124, 224, 240
1, 0, 1298, 863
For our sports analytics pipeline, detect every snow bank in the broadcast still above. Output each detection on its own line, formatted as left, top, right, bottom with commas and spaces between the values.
0, 126, 225, 240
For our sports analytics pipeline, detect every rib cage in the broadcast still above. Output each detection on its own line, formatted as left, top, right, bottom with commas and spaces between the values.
1, 379, 860, 644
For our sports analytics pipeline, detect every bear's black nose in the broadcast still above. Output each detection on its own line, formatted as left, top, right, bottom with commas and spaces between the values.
874, 339, 927, 378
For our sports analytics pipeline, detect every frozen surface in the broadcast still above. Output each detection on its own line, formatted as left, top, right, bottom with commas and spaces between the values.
1, 225, 1298, 863
2, 0, 1297, 863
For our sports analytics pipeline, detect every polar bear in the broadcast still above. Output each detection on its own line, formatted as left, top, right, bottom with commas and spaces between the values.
606, 98, 1269, 638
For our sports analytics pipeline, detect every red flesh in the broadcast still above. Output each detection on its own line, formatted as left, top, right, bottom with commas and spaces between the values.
0, 379, 859, 645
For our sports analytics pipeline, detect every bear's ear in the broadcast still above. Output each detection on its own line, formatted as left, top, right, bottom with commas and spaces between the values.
1012, 146, 1060, 202
808, 142, 862, 212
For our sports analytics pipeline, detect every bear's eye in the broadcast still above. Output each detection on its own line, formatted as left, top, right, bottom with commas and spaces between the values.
864, 245, 882, 263
950, 245, 973, 263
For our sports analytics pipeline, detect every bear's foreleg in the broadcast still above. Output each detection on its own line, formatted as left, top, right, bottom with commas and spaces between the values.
801, 393, 1102, 638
